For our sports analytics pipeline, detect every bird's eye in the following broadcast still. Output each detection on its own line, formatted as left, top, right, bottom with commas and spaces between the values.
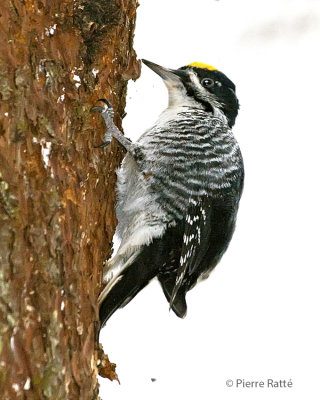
201, 78, 214, 88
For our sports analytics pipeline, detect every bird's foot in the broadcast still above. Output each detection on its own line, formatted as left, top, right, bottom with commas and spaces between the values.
91, 98, 137, 157
91, 99, 115, 148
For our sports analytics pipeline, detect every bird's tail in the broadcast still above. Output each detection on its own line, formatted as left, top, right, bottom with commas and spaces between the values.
98, 247, 160, 327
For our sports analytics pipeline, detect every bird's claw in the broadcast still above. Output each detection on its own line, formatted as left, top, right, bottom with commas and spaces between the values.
90, 98, 114, 116
90, 105, 104, 113
94, 132, 112, 148
97, 98, 113, 109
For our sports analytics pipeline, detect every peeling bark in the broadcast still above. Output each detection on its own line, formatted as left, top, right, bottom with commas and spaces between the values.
0, 0, 140, 398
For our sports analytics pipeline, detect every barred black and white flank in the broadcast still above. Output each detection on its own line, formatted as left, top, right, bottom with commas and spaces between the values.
94, 60, 244, 327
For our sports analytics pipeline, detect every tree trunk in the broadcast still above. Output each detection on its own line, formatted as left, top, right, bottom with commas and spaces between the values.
0, 0, 140, 398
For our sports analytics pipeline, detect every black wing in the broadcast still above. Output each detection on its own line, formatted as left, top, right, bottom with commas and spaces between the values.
158, 195, 238, 317
170, 197, 212, 305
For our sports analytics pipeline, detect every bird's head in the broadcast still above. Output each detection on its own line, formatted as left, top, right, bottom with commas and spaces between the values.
142, 59, 239, 128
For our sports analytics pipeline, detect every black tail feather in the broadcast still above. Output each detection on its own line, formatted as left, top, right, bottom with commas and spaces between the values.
158, 273, 187, 318
99, 257, 159, 327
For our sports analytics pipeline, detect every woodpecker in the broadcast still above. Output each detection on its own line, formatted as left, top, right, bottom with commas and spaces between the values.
94, 60, 244, 327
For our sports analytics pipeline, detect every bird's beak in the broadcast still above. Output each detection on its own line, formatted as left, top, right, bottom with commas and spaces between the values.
142, 59, 189, 83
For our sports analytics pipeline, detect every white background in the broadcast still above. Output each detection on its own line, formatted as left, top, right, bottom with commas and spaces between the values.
100, 1, 320, 399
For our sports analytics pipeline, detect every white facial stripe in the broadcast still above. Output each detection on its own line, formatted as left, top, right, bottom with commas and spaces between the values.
165, 72, 202, 109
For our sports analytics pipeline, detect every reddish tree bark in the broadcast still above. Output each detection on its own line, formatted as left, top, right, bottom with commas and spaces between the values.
0, 0, 140, 398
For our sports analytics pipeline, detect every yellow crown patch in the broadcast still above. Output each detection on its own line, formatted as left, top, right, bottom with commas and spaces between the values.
188, 62, 217, 71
